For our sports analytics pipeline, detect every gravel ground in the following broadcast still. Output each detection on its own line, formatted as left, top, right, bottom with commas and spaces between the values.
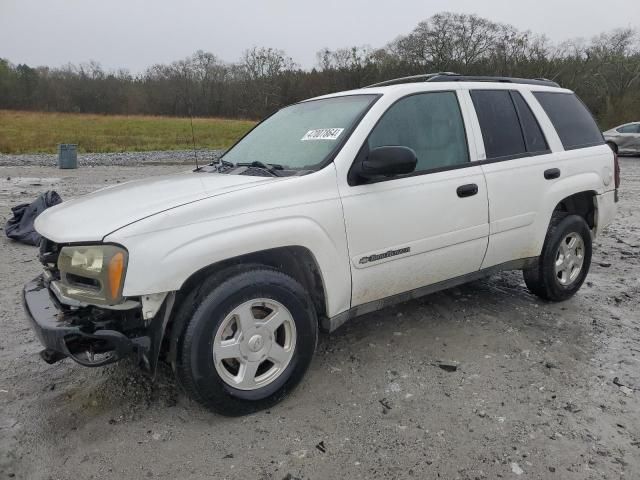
0, 149, 223, 167
0, 157, 639, 480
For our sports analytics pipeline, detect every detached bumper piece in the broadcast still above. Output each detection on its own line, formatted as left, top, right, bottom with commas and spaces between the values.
22, 275, 168, 372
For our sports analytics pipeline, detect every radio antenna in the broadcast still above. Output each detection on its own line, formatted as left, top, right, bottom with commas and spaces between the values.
184, 70, 199, 171
188, 102, 199, 171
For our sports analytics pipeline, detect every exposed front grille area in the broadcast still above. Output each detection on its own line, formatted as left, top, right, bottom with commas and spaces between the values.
38, 237, 61, 281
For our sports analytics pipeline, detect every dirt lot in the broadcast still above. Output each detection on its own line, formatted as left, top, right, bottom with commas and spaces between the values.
1, 159, 639, 480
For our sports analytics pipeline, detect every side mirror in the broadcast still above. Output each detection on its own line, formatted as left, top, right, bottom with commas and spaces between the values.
360, 146, 417, 180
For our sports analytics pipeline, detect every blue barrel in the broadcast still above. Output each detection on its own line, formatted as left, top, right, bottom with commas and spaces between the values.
57, 144, 78, 169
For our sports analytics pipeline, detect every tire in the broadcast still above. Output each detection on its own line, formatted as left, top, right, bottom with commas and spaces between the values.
523, 213, 592, 301
174, 266, 318, 416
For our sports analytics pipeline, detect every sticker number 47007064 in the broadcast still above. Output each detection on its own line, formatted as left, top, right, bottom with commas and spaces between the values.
301, 128, 344, 141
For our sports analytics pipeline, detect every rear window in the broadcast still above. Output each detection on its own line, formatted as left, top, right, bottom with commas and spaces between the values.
533, 92, 603, 150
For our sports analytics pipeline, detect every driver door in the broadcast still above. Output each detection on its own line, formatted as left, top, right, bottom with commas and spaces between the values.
339, 90, 489, 307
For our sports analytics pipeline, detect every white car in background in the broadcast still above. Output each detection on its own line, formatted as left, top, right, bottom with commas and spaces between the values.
23, 73, 619, 415
603, 122, 640, 155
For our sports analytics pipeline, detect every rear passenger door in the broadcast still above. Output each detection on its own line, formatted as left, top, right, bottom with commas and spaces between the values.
469, 89, 555, 268
339, 91, 489, 307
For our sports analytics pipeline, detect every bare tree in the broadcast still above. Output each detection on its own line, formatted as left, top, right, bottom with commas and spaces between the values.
1, 13, 639, 127
241, 47, 296, 80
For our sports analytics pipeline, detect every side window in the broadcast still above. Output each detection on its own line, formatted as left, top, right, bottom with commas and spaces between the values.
618, 124, 640, 134
368, 91, 469, 172
511, 92, 549, 153
470, 90, 527, 159
533, 92, 604, 150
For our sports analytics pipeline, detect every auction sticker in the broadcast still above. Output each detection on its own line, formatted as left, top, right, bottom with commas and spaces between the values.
301, 128, 344, 141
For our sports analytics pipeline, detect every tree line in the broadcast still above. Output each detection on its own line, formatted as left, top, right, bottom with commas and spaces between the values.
1, 12, 639, 127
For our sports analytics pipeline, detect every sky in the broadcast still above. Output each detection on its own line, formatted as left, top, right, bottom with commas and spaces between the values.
1, 0, 639, 72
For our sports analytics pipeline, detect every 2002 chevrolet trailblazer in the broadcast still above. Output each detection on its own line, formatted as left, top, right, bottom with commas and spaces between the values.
23, 74, 619, 415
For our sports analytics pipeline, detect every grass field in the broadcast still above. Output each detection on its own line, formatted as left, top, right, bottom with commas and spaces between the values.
0, 110, 256, 154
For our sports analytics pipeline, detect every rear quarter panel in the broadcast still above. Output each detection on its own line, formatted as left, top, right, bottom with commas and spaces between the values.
528, 145, 614, 257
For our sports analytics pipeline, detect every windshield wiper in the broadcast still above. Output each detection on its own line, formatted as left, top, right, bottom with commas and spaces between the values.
235, 161, 285, 175
210, 158, 235, 168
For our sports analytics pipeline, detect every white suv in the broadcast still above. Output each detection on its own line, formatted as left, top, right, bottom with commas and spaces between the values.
23, 74, 619, 415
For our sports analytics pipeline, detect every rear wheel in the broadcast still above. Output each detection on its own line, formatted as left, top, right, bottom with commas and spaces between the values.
174, 266, 318, 415
523, 213, 592, 301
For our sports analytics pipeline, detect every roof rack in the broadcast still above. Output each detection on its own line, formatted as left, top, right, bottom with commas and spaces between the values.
365, 72, 459, 88
365, 73, 560, 88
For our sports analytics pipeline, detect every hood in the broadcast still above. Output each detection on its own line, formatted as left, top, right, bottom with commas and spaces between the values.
35, 172, 279, 243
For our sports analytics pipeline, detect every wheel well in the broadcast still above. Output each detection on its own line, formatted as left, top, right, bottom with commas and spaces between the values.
176, 246, 327, 321
553, 191, 597, 229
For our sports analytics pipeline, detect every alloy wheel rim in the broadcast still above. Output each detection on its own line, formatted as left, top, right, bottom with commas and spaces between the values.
554, 232, 585, 286
212, 298, 296, 390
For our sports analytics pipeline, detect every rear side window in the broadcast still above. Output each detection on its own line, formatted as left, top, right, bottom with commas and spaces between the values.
511, 92, 548, 153
368, 91, 469, 172
470, 90, 527, 159
533, 92, 603, 150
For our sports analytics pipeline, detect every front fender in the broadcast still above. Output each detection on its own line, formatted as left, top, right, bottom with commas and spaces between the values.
105, 167, 352, 317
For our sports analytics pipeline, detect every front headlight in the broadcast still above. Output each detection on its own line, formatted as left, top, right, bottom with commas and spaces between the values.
57, 245, 128, 305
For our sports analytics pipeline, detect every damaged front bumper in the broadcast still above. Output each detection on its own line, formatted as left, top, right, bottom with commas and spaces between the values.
22, 275, 173, 374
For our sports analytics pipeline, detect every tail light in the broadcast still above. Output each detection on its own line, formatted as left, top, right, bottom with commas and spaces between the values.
613, 150, 620, 189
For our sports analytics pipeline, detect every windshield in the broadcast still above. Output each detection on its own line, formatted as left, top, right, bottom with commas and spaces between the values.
221, 95, 378, 171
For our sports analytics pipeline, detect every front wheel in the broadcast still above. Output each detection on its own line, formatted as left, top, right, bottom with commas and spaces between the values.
174, 267, 318, 415
523, 213, 592, 301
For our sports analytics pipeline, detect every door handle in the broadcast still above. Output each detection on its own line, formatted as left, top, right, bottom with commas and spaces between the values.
544, 168, 561, 180
457, 183, 478, 198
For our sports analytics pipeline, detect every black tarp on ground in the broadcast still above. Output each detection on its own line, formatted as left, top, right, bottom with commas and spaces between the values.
4, 191, 62, 246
